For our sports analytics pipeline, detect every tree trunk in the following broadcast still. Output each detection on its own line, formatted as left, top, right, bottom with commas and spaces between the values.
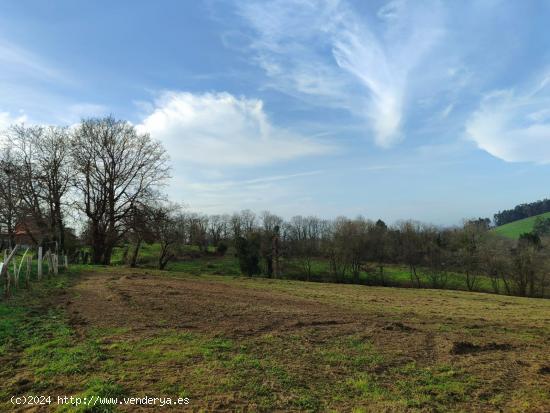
130, 239, 142, 268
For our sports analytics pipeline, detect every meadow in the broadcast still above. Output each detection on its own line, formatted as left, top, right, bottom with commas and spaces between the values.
1, 263, 549, 412
491, 212, 550, 239
110, 243, 505, 295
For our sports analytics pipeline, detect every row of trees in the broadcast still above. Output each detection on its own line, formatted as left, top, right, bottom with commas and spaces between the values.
0, 117, 170, 264
120, 207, 550, 298
494, 198, 550, 226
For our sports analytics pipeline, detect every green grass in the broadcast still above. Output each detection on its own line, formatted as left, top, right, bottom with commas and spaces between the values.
111, 241, 504, 295
2, 265, 549, 411
491, 211, 550, 239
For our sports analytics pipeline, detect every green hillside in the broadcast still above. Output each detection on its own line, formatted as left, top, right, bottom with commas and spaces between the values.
491, 211, 550, 239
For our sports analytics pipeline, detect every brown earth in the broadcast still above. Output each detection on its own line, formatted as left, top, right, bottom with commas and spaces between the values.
59, 269, 550, 412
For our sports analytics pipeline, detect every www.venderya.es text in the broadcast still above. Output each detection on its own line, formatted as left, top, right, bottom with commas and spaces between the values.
11, 395, 190, 407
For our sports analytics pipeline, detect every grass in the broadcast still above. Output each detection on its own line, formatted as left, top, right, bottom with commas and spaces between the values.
491, 211, 550, 239
2, 264, 549, 411
111, 242, 505, 295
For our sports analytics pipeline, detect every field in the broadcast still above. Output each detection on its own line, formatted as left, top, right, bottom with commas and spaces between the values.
491, 212, 550, 239
1, 266, 549, 412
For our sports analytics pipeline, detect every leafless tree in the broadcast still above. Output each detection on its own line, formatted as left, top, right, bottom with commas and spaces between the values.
0, 147, 21, 248
151, 203, 184, 269
71, 116, 170, 264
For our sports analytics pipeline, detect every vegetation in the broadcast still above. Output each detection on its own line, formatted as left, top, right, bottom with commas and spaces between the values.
491, 212, 550, 239
494, 198, 550, 226
0, 117, 170, 265
108, 213, 550, 298
1, 266, 548, 412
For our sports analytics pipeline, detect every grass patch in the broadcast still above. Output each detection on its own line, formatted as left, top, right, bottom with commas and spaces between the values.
491, 211, 550, 239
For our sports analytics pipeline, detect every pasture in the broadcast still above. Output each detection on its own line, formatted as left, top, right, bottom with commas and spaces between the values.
491, 212, 550, 239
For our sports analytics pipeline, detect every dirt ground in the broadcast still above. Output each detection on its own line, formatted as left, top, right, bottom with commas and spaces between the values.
59, 268, 550, 412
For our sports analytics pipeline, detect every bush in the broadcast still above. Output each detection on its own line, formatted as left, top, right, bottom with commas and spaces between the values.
235, 235, 261, 276
216, 241, 229, 256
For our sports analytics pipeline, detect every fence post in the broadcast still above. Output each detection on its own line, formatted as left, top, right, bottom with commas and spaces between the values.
24, 255, 31, 289
2, 246, 20, 298
12, 261, 17, 289
53, 254, 58, 276
38, 247, 43, 280
64, 255, 68, 270
45, 251, 53, 276
15, 249, 30, 289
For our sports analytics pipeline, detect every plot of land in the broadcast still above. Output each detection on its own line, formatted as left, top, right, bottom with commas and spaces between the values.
2, 267, 550, 412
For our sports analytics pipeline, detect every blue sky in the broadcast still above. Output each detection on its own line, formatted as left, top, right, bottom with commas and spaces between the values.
1, 0, 550, 225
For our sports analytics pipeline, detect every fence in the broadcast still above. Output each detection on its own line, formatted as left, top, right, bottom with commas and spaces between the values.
0, 245, 69, 298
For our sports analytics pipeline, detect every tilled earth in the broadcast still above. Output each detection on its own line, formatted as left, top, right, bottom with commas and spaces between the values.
4, 268, 549, 412
62, 269, 550, 412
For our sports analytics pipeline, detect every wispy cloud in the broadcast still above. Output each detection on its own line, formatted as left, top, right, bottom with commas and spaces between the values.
184, 170, 324, 192
466, 71, 550, 164
0, 37, 107, 125
169, 169, 323, 215
236, 0, 444, 147
0, 39, 71, 84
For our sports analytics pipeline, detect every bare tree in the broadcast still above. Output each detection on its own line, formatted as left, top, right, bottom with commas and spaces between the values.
0, 147, 21, 248
151, 203, 183, 270
208, 214, 229, 246
124, 203, 156, 267
455, 219, 489, 291
396, 220, 426, 288
71, 116, 170, 264
288, 216, 322, 281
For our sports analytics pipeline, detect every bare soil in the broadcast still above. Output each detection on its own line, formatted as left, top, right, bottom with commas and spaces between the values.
60, 269, 550, 412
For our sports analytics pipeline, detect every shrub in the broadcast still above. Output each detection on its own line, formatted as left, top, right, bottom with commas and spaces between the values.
216, 241, 229, 256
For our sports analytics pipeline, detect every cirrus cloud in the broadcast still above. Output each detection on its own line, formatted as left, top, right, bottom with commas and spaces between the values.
466, 73, 550, 163
137, 91, 333, 166
236, 0, 444, 147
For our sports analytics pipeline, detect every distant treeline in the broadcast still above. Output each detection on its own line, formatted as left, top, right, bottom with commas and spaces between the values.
494, 199, 550, 226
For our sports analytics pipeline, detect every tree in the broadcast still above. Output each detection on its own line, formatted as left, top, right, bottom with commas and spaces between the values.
533, 216, 550, 237
397, 221, 425, 288
511, 233, 545, 297
208, 214, 229, 246
71, 116, 169, 264
1, 125, 74, 250
235, 233, 261, 276
0, 147, 21, 248
425, 230, 450, 289
323, 218, 349, 283
150, 203, 183, 270
479, 237, 512, 294
369, 219, 389, 285
456, 219, 489, 291
124, 203, 156, 267
288, 216, 322, 281
27, 126, 72, 251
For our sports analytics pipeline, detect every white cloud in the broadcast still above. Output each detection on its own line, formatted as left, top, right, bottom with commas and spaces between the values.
466, 74, 550, 163
237, 0, 444, 147
0, 111, 27, 130
137, 91, 332, 166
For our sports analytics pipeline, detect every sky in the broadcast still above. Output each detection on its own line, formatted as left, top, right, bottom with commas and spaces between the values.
1, 0, 550, 225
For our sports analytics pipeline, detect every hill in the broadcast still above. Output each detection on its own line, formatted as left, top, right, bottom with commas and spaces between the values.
491, 211, 550, 239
